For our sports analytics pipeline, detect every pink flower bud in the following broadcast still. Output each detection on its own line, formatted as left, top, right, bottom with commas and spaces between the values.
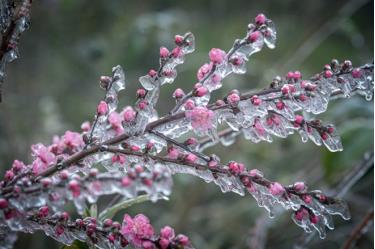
294, 71, 302, 80
294, 115, 304, 125
255, 13, 267, 25
269, 182, 284, 196
171, 47, 182, 58
310, 214, 319, 224
216, 99, 225, 106
167, 147, 179, 160
121, 176, 132, 187
159, 47, 169, 58
0, 198, 8, 209
68, 180, 81, 198
286, 71, 294, 79
175, 35, 184, 45
159, 238, 170, 249
208, 159, 218, 168
97, 101, 108, 116
160, 226, 175, 239
294, 182, 305, 192
352, 68, 362, 78
4, 170, 14, 181
39, 206, 49, 217
185, 153, 197, 163
81, 121, 91, 132
227, 92, 240, 106
148, 69, 157, 77
177, 234, 190, 246
184, 99, 195, 110
302, 194, 312, 204
194, 86, 208, 97
324, 70, 333, 78
138, 100, 148, 110
251, 95, 262, 106
123, 106, 136, 122
185, 137, 198, 146
173, 88, 185, 99
209, 48, 226, 64
276, 101, 285, 110
321, 132, 328, 140
327, 127, 334, 134
136, 88, 146, 98
248, 31, 261, 43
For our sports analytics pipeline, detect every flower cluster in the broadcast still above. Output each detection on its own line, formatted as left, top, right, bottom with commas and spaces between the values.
0, 13, 373, 249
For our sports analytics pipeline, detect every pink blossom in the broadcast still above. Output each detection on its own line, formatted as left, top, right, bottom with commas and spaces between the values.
209, 48, 226, 64
185, 106, 215, 132
122, 106, 136, 122
31, 144, 56, 175
197, 63, 212, 81
160, 226, 175, 239
63, 131, 84, 149
254, 119, 265, 136
108, 112, 124, 134
159, 226, 175, 249
269, 182, 284, 196
12, 160, 25, 173
121, 214, 154, 247
97, 101, 108, 116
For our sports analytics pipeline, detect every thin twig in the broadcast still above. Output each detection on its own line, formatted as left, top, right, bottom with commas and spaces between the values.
341, 210, 374, 249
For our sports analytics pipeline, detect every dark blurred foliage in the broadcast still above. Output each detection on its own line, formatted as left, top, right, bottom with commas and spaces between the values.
0, 0, 373, 248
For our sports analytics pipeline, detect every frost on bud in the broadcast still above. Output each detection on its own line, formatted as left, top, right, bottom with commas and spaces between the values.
185, 106, 216, 134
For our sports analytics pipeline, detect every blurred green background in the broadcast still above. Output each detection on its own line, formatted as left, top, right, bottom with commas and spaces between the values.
0, 0, 373, 248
